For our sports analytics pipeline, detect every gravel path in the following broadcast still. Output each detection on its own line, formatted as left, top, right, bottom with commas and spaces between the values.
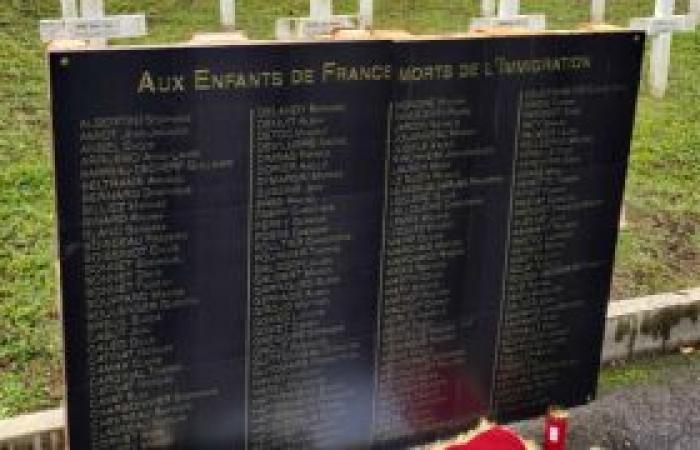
512, 366, 700, 450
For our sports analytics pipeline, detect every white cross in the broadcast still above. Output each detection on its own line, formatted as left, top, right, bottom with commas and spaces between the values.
358, 0, 373, 28
275, 0, 361, 39
471, 0, 546, 31
81, 0, 105, 45
481, 0, 497, 17
591, 0, 606, 23
630, 0, 696, 97
310, 0, 332, 20
60, 0, 77, 18
220, 0, 235, 28
40, 0, 147, 44
690, 0, 700, 25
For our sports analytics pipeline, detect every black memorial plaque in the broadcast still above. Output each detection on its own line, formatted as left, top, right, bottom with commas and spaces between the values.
50, 33, 643, 449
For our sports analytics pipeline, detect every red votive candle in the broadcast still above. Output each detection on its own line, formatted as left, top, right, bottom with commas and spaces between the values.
543, 408, 568, 450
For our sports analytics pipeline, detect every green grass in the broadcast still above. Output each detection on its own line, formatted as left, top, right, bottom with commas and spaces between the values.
1, 2, 62, 418
612, 30, 700, 299
0, 0, 698, 418
599, 351, 700, 395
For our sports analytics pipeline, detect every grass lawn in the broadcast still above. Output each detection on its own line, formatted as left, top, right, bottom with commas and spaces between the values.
0, 0, 698, 418
599, 350, 700, 395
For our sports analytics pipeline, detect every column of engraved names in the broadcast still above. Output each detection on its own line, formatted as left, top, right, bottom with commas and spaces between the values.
78, 114, 213, 448
495, 87, 601, 413
249, 103, 361, 448
376, 98, 488, 440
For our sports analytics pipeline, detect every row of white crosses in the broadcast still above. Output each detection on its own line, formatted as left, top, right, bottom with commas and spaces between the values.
275, 0, 544, 38
41, 0, 237, 44
39, 0, 698, 98
40, 0, 146, 44
40, 0, 369, 42
469, 0, 698, 98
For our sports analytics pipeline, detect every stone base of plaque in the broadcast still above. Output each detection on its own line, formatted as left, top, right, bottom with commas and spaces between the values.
0, 408, 64, 449
190, 31, 248, 43
47, 39, 88, 51
577, 23, 626, 32
330, 28, 413, 40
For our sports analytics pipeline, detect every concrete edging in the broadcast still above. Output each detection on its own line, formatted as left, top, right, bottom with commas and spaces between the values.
0, 407, 63, 445
602, 287, 700, 362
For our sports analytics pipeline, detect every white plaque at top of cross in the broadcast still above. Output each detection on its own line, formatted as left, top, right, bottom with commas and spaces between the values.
471, 0, 546, 31
275, 0, 370, 40
40, 0, 147, 44
630, 0, 696, 97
